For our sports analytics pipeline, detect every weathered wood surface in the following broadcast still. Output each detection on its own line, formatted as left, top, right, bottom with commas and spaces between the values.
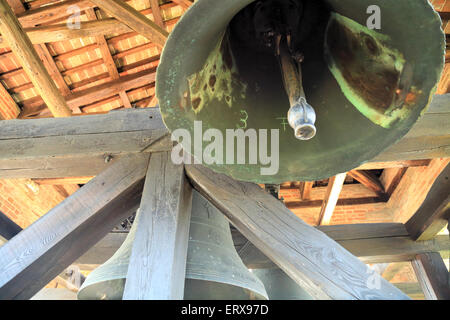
123, 152, 192, 300
90, 0, 168, 48
412, 252, 450, 300
0, 108, 170, 178
370, 94, 450, 162
186, 165, 409, 300
405, 163, 450, 240
318, 173, 346, 225
235, 225, 449, 267
1, 94, 449, 179
0, 210, 21, 240
0, 154, 148, 299
0, 0, 72, 117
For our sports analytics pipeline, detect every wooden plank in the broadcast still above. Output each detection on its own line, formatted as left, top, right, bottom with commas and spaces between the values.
347, 170, 386, 197
405, 163, 450, 240
0, 19, 132, 49
0, 0, 72, 117
90, 0, 168, 48
17, 0, 94, 28
356, 160, 431, 170
0, 81, 20, 120
0, 210, 21, 240
185, 164, 409, 300
149, 0, 165, 29
237, 233, 450, 268
0, 154, 149, 299
412, 252, 450, 300
371, 94, 450, 161
123, 152, 193, 300
299, 181, 313, 200
171, 0, 192, 10
33, 177, 94, 185
318, 173, 346, 225
85, 8, 132, 109
0, 94, 449, 178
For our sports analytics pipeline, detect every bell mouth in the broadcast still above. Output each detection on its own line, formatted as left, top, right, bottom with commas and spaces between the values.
295, 124, 316, 140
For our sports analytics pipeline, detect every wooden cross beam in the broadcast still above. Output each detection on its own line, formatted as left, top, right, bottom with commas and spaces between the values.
123, 152, 193, 299
0, 154, 149, 299
0, 0, 72, 118
412, 252, 450, 300
405, 163, 450, 240
90, 0, 168, 48
1, 94, 449, 180
185, 165, 409, 299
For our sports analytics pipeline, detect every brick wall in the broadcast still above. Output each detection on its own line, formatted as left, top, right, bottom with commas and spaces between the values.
0, 179, 78, 228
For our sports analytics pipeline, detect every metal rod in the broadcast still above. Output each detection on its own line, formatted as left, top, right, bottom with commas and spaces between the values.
277, 38, 317, 141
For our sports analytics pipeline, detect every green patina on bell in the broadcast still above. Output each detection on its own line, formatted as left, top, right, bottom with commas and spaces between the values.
156, 0, 445, 183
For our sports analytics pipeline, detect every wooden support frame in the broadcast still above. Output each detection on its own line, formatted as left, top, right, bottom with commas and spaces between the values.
123, 152, 193, 300
318, 173, 346, 225
0, 0, 72, 117
0, 154, 149, 299
347, 170, 386, 197
1, 94, 449, 179
299, 181, 313, 200
90, 0, 168, 48
405, 163, 450, 240
412, 252, 450, 300
186, 165, 408, 300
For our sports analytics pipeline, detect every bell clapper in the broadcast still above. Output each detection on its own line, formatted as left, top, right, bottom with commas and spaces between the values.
277, 36, 317, 141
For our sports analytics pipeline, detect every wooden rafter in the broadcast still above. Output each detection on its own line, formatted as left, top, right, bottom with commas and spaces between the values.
1, 94, 448, 179
85, 8, 132, 109
412, 252, 450, 300
347, 170, 386, 197
123, 152, 193, 299
298, 181, 313, 200
90, 0, 168, 48
318, 173, 346, 225
0, 0, 72, 117
0, 154, 149, 299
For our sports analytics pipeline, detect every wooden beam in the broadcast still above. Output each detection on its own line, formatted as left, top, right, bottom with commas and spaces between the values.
412, 252, 450, 300
0, 211, 21, 240
123, 152, 192, 300
0, 94, 448, 178
33, 177, 94, 185
20, 68, 156, 117
371, 94, 450, 162
0, 81, 20, 120
356, 160, 431, 170
171, 0, 193, 10
380, 167, 407, 196
0, 0, 72, 117
85, 8, 132, 109
236, 232, 450, 268
17, 0, 94, 28
185, 165, 408, 300
318, 173, 346, 225
299, 181, 313, 200
0, 19, 132, 49
149, 0, 165, 29
0, 154, 149, 299
405, 163, 450, 240
347, 170, 386, 197
90, 0, 168, 48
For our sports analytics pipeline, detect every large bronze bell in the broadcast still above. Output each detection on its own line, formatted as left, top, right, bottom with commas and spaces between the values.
77, 192, 268, 300
156, 0, 445, 183
253, 268, 313, 300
